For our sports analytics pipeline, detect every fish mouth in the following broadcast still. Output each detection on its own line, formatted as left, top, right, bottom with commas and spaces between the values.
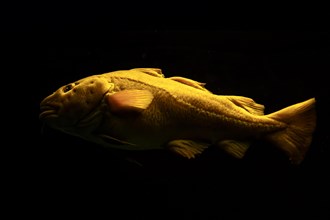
39, 105, 59, 120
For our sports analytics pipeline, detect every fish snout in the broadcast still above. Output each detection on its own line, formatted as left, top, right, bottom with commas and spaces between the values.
39, 92, 61, 120
39, 103, 59, 120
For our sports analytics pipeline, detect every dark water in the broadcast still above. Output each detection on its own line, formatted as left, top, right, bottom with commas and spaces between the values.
5, 6, 329, 219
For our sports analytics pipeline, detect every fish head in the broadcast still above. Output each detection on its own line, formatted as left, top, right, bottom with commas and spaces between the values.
39, 74, 114, 133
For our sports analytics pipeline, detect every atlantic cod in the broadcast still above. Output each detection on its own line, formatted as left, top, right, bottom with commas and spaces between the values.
39, 68, 316, 164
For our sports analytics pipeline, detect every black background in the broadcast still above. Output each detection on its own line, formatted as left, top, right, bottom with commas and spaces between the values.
4, 2, 329, 219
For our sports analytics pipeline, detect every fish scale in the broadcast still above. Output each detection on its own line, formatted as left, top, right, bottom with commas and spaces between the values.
109, 72, 284, 131
39, 68, 316, 164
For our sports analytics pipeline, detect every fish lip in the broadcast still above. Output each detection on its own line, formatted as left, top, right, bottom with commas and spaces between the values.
39, 105, 58, 120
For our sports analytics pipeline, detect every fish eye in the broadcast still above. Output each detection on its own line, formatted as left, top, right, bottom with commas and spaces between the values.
63, 84, 73, 93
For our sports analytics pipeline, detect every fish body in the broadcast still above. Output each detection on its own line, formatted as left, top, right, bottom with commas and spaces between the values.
40, 68, 316, 164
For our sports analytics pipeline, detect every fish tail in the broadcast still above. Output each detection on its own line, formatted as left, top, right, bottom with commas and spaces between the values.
266, 98, 316, 165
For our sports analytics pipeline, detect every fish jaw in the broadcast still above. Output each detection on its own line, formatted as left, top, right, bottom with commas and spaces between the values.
39, 75, 114, 130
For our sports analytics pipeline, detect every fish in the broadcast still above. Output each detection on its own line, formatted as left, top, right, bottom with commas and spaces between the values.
39, 68, 317, 165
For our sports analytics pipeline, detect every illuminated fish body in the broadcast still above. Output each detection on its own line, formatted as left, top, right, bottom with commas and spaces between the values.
39, 68, 316, 164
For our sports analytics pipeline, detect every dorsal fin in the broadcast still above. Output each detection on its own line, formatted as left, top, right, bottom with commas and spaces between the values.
226, 96, 264, 115
168, 76, 212, 93
131, 68, 164, 77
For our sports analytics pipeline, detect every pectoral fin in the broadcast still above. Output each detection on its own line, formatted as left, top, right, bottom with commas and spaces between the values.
105, 90, 154, 113
168, 76, 211, 93
98, 134, 136, 146
217, 140, 250, 159
167, 140, 209, 159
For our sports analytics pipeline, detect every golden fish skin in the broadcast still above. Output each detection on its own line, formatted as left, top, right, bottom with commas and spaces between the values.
39, 68, 316, 165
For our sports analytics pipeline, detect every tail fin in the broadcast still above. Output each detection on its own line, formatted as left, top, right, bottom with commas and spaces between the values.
266, 98, 316, 165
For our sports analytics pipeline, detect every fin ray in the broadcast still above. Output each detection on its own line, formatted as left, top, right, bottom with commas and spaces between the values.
168, 76, 211, 93
266, 98, 316, 165
217, 140, 250, 159
98, 134, 136, 146
227, 96, 264, 115
105, 90, 154, 113
167, 140, 209, 159
132, 68, 164, 77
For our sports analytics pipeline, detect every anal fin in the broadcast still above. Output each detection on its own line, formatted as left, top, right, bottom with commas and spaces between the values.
167, 140, 209, 159
217, 140, 250, 159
